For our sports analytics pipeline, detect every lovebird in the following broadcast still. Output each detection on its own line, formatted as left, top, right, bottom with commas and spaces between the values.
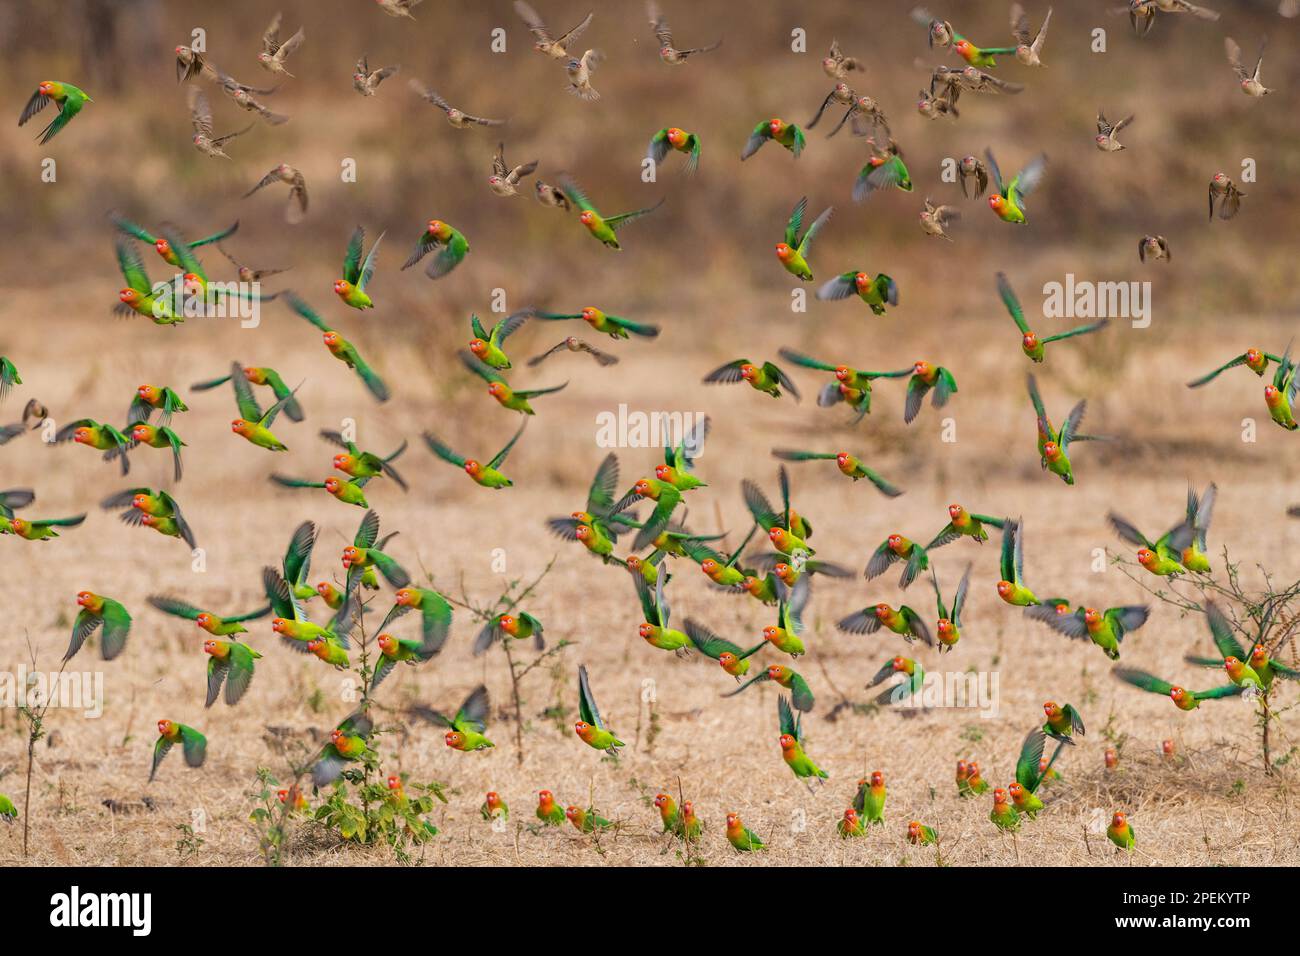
763, 577, 811, 657
996, 518, 1040, 607
575, 663, 624, 754
1041, 700, 1085, 745
1025, 603, 1149, 660
341, 508, 411, 593
113, 239, 178, 326
473, 609, 544, 656
19, 80, 92, 144
1026, 373, 1104, 484
954, 38, 1017, 67
866, 533, 931, 590
908, 821, 938, 845
853, 137, 912, 201
1264, 344, 1299, 430
468, 311, 531, 369
837, 808, 866, 838
778, 694, 828, 784
536, 790, 566, 826
377, 586, 453, 660
681, 526, 759, 589
310, 710, 375, 787
284, 293, 390, 402
1009, 729, 1062, 820
1177, 483, 1216, 572
416, 684, 494, 751
481, 791, 508, 821
0, 356, 20, 400
930, 563, 971, 653
191, 365, 304, 423
203, 639, 261, 707
686, 620, 767, 679
852, 771, 887, 826
816, 269, 900, 316
635, 562, 693, 653
1186, 348, 1285, 388
0, 794, 16, 824
775, 195, 833, 281
425, 420, 526, 488
128, 384, 189, 427
989, 788, 1021, 832
372, 630, 438, 690
653, 792, 682, 835
776, 348, 912, 420
648, 127, 701, 174
999, 272, 1108, 361
866, 656, 925, 706
741, 118, 806, 161
1113, 667, 1244, 711
100, 486, 196, 549
265, 566, 355, 655
333, 225, 385, 310
460, 351, 568, 415
1, 513, 86, 541
565, 806, 616, 833
927, 503, 1006, 548
1106, 508, 1189, 577
724, 663, 815, 712
703, 358, 801, 401
771, 448, 902, 497
307, 635, 350, 669
322, 432, 408, 489
402, 219, 470, 279
527, 305, 660, 340
984, 149, 1047, 223
67, 591, 133, 662
146, 594, 271, 636
1183, 601, 1299, 691
129, 424, 186, 481
1107, 812, 1135, 851
838, 598, 933, 646
725, 812, 766, 851
111, 213, 238, 270
905, 361, 958, 424
150, 719, 206, 782
56, 418, 132, 475
557, 174, 664, 250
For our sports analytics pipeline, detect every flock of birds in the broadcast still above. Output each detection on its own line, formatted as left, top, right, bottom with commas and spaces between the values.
0, 0, 1294, 857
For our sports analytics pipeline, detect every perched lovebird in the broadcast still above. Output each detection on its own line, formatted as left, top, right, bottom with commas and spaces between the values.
930, 564, 971, 653
277, 785, 310, 815
56, 418, 132, 475
1025, 603, 1149, 661
647, 127, 701, 174
473, 609, 545, 656
565, 805, 615, 833
955, 760, 972, 797
244, 163, 309, 224
333, 225, 385, 310
653, 792, 681, 835
310, 710, 375, 788
481, 791, 509, 821
1208, 172, 1245, 221
1186, 348, 1285, 388
724, 663, 815, 712
984, 149, 1046, 224
1264, 346, 1299, 431
866, 656, 925, 705
129, 424, 186, 482
703, 358, 801, 401
1010, 3, 1052, 65
536, 790, 566, 826
1106, 508, 1188, 577
557, 174, 664, 250
989, 788, 1021, 832
1009, 729, 1061, 820
284, 293, 390, 402
838, 600, 933, 646
192, 365, 304, 423
853, 137, 912, 202
18, 80, 92, 144
150, 719, 206, 783
146, 594, 271, 636
425, 421, 526, 489
771, 448, 903, 497
225, 361, 301, 452
575, 663, 624, 755
648, 3, 721, 64
854, 771, 887, 826
996, 519, 1040, 607
1184, 601, 1299, 691
1113, 667, 1243, 711
67, 591, 133, 662
415, 684, 494, 752
776, 692, 827, 785
527, 306, 660, 340
837, 808, 866, 838
341, 509, 410, 593
460, 351, 568, 415
725, 812, 766, 851
762, 578, 811, 657
1, 512, 87, 541
1025, 373, 1105, 485
741, 118, 806, 161
467, 311, 530, 369
777, 348, 912, 420
966, 761, 990, 795
679, 801, 702, 842
203, 638, 261, 707
401, 219, 470, 279
687, 621, 767, 679
908, 820, 938, 846
1107, 811, 1135, 851
1224, 36, 1272, 97
998, 272, 1108, 362
928, 504, 1006, 549
1041, 701, 1085, 745
775, 196, 833, 282
127, 384, 188, 428
100, 486, 197, 549
866, 533, 931, 590
113, 239, 177, 325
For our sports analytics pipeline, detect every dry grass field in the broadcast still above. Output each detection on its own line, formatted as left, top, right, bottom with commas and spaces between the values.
1, 0, 1299, 867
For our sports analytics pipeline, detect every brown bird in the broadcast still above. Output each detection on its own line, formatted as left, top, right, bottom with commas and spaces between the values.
528, 337, 619, 367
1095, 110, 1133, 151
229, 86, 288, 125
807, 83, 857, 130
1138, 235, 1170, 262
1208, 173, 1244, 221
912, 8, 958, 48
488, 143, 538, 197
23, 398, 48, 429
916, 87, 958, 121
258, 13, 305, 77
828, 95, 891, 140
1224, 37, 1272, 97
244, 164, 308, 225
187, 87, 252, 159
565, 50, 603, 101
648, 2, 721, 65
1119, 0, 1218, 39
353, 56, 399, 96
938, 65, 1024, 95
1010, 4, 1052, 67
822, 39, 861, 80
376, 0, 425, 19
218, 246, 289, 283
958, 156, 989, 198
535, 181, 571, 211
175, 45, 218, 84
409, 80, 504, 127
919, 199, 960, 240
514, 1, 594, 61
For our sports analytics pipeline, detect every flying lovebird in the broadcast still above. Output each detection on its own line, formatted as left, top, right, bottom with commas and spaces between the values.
1010, 4, 1052, 66
1106, 507, 1189, 577
1208, 172, 1245, 221
777, 693, 827, 785
1, 512, 87, 541
129, 424, 186, 481
634, 562, 694, 653
18, 80, 91, 144
725, 812, 766, 851
866, 656, 925, 705
264, 567, 356, 656
526, 305, 659, 340
995, 519, 1041, 607
333, 225, 385, 310
1186, 348, 1284, 388
817, 269, 899, 316
703, 358, 800, 401
192, 365, 304, 423
111, 213, 240, 270
113, 239, 178, 326
513, 2, 593, 61
1114, 667, 1244, 711
322, 431, 408, 490
1041, 700, 1085, 745
984, 149, 1046, 223
283, 293, 389, 402
575, 663, 624, 755
647, 127, 702, 175
647, 3, 721, 64
1265, 346, 1300, 431
998, 272, 1108, 362
473, 609, 544, 656
953, 35, 1017, 68
308, 710, 375, 787
0, 356, 20, 401
904, 361, 958, 424
838, 599, 933, 646
222, 361, 301, 451
741, 118, 806, 161
269, 474, 370, 508
927, 503, 1006, 549
1010, 729, 1062, 820
724, 663, 815, 713
376, 586, 454, 664
66, 591, 132, 662
545, 452, 638, 546
1026, 602, 1149, 660
149, 720, 206, 783
55, 418, 132, 475
402, 218, 469, 279
488, 141, 538, 197
414, 685, 494, 752
1224, 36, 1272, 97
203, 638, 261, 707
425, 421, 526, 489
146, 594, 271, 636
613, 476, 684, 553
776, 348, 912, 420
244, 164, 308, 224
353, 55, 399, 96
1184, 601, 1299, 692
556, 174, 663, 250
853, 137, 912, 202
127, 384, 188, 428
341, 509, 410, 594
866, 533, 932, 590
459, 351, 568, 415
930, 563, 971, 652
687, 620, 767, 679
771, 448, 903, 497
409, 80, 504, 127
761, 576, 811, 657
1026, 373, 1106, 485
1176, 483, 1216, 572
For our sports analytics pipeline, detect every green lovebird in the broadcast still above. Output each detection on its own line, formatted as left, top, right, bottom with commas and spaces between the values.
1264, 343, 1300, 430
771, 448, 903, 496
1178, 483, 1216, 572
1184, 600, 1299, 691
777, 694, 828, 784
403, 218, 470, 279
111, 213, 238, 269
150, 719, 206, 782
527, 305, 660, 340
280, 519, 319, 602
635, 562, 694, 653
656, 414, 710, 491
1107, 508, 1189, 577
67, 590, 132, 661
1114, 667, 1244, 711
468, 310, 530, 368
985, 149, 1046, 223
927, 503, 1006, 549
473, 609, 544, 656
128, 384, 189, 427
0, 356, 21, 400
908, 821, 938, 845
264, 566, 355, 654
203, 638, 261, 706
56, 418, 132, 475
284, 293, 390, 402
866, 655, 925, 705
854, 771, 887, 826
837, 808, 866, 838
113, 239, 179, 325
763, 577, 811, 657
648, 126, 701, 174
307, 635, 350, 669
1, 512, 86, 541
777, 347, 912, 421
930, 563, 971, 652
377, 586, 453, 660
724, 663, 815, 712
99, 486, 196, 549
681, 524, 757, 588
816, 269, 899, 315
342, 509, 410, 593
557, 173, 664, 250
547, 452, 638, 545
703, 357, 801, 400
775, 195, 832, 281
989, 788, 1021, 832
742, 466, 813, 542
19, 80, 91, 144
575, 663, 624, 754
309, 710, 375, 787
725, 812, 766, 851
146, 594, 271, 636
1187, 347, 1285, 388
129, 423, 186, 481
853, 138, 912, 201
614, 476, 684, 552
224, 359, 300, 451
460, 350, 568, 414
866, 533, 931, 590
1026, 602, 1149, 661
191, 365, 305, 423
996, 518, 1040, 607
687, 620, 767, 679
333, 225, 384, 310
955, 38, 1017, 68
426, 420, 525, 488
415, 684, 494, 752
0, 793, 17, 823
1010, 729, 1062, 820
269, 473, 370, 508
1107, 812, 1134, 851
322, 431, 408, 489
1026, 373, 1105, 484
999, 272, 1108, 362
904, 361, 957, 424
536, 790, 566, 826
741, 117, 806, 161
653, 792, 682, 835
1041, 700, 1085, 745
837, 599, 933, 646
480, 792, 508, 822
566, 805, 616, 833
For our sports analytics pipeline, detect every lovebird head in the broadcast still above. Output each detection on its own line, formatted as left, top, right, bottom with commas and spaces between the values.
195, 612, 216, 631
1008, 782, 1026, 801
956, 760, 969, 781
761, 624, 780, 641
853, 272, 873, 291
996, 581, 1015, 600
937, 618, 955, 641
131, 425, 154, 443
579, 210, 596, 227
322, 331, 342, 350
717, 651, 738, 668
341, 545, 361, 567
499, 615, 519, 635
1135, 548, 1158, 569
913, 361, 932, 379
989, 194, 1007, 215
377, 633, 397, 655
72, 426, 94, 445
1043, 701, 1060, 721
38, 80, 58, 97
394, 587, 418, 607
119, 288, 143, 307
157, 719, 176, 737
843, 808, 860, 827
774, 243, 793, 263
1169, 686, 1189, 706
333, 453, 355, 471
699, 557, 719, 575
874, 602, 893, 622
323, 477, 344, 495
666, 127, 687, 148
485, 791, 504, 811
137, 384, 162, 404
778, 732, 798, 752
425, 220, 451, 241
76, 590, 102, 612
870, 770, 885, 789
231, 419, 252, 437
835, 452, 852, 469
768, 118, 784, 136
633, 478, 655, 498
203, 639, 227, 658
580, 307, 603, 325
243, 367, 267, 384
1042, 441, 1061, 462
774, 563, 795, 585
386, 775, 402, 792
573, 720, 595, 743
947, 503, 967, 521
468, 338, 489, 359
333, 279, 355, 298
487, 381, 510, 401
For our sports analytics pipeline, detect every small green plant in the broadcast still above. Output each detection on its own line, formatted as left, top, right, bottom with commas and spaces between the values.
174, 821, 204, 861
